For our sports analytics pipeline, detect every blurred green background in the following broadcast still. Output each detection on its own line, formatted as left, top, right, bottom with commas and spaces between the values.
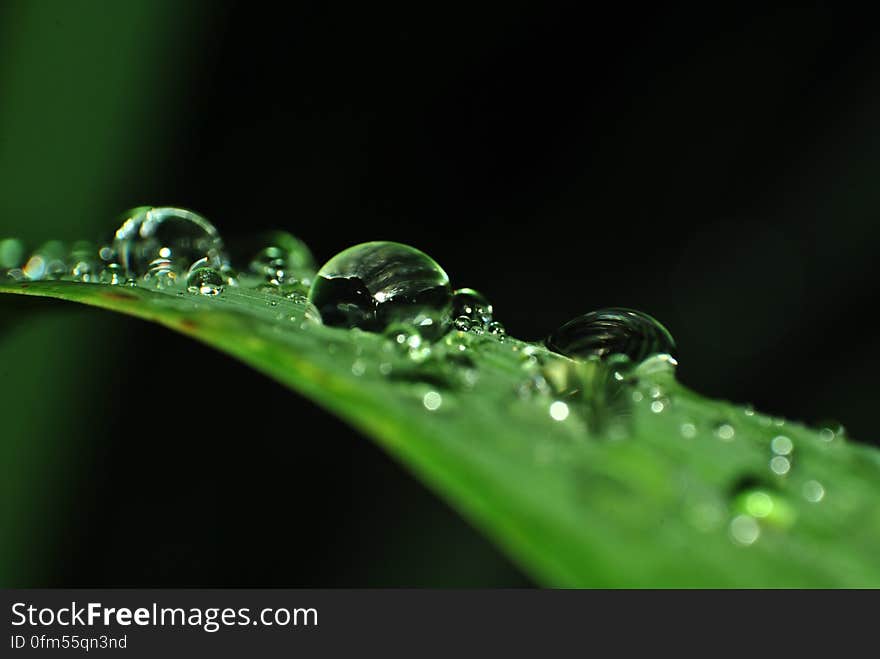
2, 2, 878, 586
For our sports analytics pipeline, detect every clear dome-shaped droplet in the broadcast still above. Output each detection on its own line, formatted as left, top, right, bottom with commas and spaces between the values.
141, 257, 178, 289
99, 262, 126, 285
67, 240, 100, 282
232, 230, 315, 286
451, 288, 493, 326
186, 266, 225, 296
487, 321, 506, 337
308, 241, 451, 333
545, 308, 676, 364
112, 207, 225, 277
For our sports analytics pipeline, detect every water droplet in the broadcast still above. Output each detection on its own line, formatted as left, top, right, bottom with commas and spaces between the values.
802, 480, 825, 503
732, 484, 796, 530
309, 241, 450, 333
451, 288, 493, 326
142, 257, 178, 289
423, 390, 442, 411
743, 491, 774, 518
113, 207, 225, 277
770, 435, 793, 455
351, 359, 366, 376
549, 400, 570, 421
384, 323, 431, 362
242, 231, 315, 285
729, 514, 760, 546
0, 238, 25, 269
23, 241, 66, 281
650, 400, 665, 414
98, 263, 126, 285
769, 455, 791, 476
487, 321, 506, 337
743, 404, 755, 417
680, 422, 697, 438
22, 255, 46, 280
545, 308, 676, 364
186, 266, 224, 296
453, 315, 472, 332
67, 241, 100, 282
714, 422, 735, 441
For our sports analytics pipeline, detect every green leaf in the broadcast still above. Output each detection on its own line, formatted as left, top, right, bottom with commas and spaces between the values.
2, 277, 879, 587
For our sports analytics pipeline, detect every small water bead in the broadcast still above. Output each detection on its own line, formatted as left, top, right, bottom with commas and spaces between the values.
487, 321, 506, 337
67, 241, 100, 282
98, 263, 126, 285
743, 491, 774, 518
549, 400, 570, 421
453, 315, 472, 332
769, 455, 791, 476
729, 515, 760, 546
802, 480, 825, 503
309, 241, 451, 333
384, 323, 432, 363
714, 422, 735, 441
770, 435, 793, 455
423, 390, 443, 411
680, 422, 697, 438
545, 308, 676, 365
733, 486, 795, 529
186, 267, 225, 296
113, 207, 225, 277
451, 288, 493, 326
816, 421, 845, 443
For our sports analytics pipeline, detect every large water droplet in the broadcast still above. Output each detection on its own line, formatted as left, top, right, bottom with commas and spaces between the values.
545, 308, 676, 364
308, 241, 451, 333
113, 207, 225, 277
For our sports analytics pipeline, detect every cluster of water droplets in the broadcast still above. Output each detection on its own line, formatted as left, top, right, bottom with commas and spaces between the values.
0, 208, 321, 303
3, 206, 843, 550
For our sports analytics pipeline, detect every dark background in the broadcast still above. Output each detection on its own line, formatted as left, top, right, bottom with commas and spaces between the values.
2, 2, 879, 586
